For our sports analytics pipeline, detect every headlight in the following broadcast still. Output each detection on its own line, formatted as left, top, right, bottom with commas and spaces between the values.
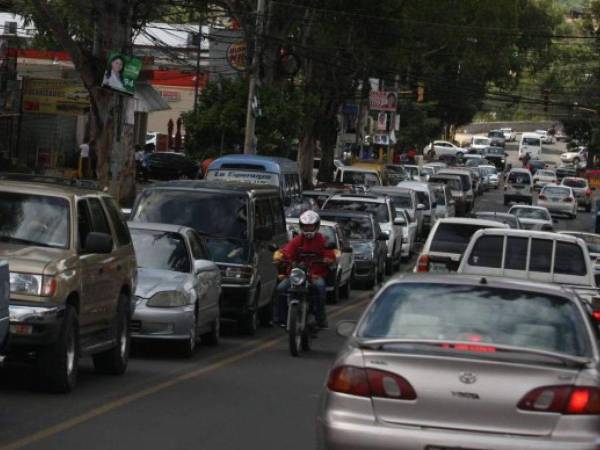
380, 229, 391, 236
146, 291, 189, 308
289, 268, 306, 286
9, 272, 56, 296
220, 266, 253, 282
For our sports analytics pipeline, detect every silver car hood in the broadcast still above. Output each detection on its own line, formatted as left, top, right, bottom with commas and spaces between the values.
135, 267, 193, 299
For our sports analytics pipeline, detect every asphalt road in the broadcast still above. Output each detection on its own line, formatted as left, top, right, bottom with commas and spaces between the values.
0, 139, 596, 450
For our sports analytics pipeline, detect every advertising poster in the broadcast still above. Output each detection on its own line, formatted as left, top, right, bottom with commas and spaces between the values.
22, 78, 89, 116
102, 52, 142, 95
369, 91, 398, 111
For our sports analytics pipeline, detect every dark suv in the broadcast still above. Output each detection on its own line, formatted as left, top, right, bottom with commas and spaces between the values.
0, 175, 137, 392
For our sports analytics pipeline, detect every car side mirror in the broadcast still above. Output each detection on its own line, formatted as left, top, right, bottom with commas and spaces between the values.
84, 232, 113, 254
393, 217, 406, 225
194, 259, 216, 274
378, 232, 389, 241
336, 320, 357, 337
417, 203, 426, 210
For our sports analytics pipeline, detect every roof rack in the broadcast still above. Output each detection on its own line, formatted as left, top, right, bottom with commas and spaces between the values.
0, 173, 101, 190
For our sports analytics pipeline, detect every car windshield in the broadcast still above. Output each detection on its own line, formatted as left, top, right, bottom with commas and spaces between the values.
430, 223, 496, 254
132, 190, 249, 239
563, 178, 587, 188
341, 171, 380, 187
511, 208, 550, 220
466, 159, 481, 167
204, 237, 250, 264
357, 283, 590, 357
473, 138, 488, 145
482, 167, 497, 175
488, 132, 502, 138
288, 223, 337, 247
0, 193, 70, 249
414, 191, 430, 209
523, 137, 540, 146
323, 215, 373, 240
542, 187, 570, 197
324, 199, 389, 223
385, 165, 405, 173
131, 230, 190, 273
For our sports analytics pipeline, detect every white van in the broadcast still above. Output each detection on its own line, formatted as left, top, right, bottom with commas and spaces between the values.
504, 168, 533, 206
458, 228, 597, 289
518, 132, 542, 160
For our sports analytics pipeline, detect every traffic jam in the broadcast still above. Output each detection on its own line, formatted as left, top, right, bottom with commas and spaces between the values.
1, 128, 600, 449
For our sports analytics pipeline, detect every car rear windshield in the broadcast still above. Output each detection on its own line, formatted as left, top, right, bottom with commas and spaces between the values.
542, 187, 570, 197
322, 215, 373, 240
430, 223, 496, 254
508, 172, 531, 184
511, 207, 549, 221
387, 194, 412, 209
431, 177, 461, 190
341, 171, 380, 187
132, 189, 249, 239
131, 229, 190, 273
414, 191, 430, 208
357, 283, 590, 357
0, 192, 70, 248
488, 132, 503, 138
324, 199, 389, 223
563, 178, 587, 188
289, 223, 336, 247
522, 137, 540, 146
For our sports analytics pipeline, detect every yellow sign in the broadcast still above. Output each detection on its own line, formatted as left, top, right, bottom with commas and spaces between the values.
22, 78, 89, 116
226, 41, 247, 71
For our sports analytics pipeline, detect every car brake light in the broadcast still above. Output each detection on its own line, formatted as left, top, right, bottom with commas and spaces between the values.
416, 254, 430, 272
592, 310, 600, 322
327, 365, 417, 400
518, 386, 600, 414
538, 195, 547, 200
586, 189, 592, 196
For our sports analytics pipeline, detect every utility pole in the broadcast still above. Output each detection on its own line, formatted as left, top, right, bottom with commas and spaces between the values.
243, 0, 266, 155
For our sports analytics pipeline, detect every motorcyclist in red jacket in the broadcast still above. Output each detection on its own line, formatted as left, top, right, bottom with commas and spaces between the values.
274, 210, 335, 328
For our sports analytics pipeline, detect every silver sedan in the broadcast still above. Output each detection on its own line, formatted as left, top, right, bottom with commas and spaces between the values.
128, 222, 221, 357
317, 274, 600, 450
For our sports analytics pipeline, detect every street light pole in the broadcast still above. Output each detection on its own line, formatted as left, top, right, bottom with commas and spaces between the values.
243, 0, 266, 155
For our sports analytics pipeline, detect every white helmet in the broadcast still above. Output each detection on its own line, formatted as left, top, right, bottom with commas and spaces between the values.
299, 210, 320, 239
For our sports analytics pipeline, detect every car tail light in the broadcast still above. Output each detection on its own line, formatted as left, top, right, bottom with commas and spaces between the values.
518, 386, 600, 414
328, 365, 417, 400
563, 197, 573, 202
592, 310, 600, 322
538, 195, 547, 200
586, 188, 592, 196
416, 254, 429, 272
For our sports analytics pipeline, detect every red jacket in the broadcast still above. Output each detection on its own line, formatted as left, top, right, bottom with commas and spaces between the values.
281, 233, 335, 278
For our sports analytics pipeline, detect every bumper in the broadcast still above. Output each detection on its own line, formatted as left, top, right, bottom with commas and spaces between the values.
504, 194, 532, 203
317, 393, 600, 450
7, 304, 65, 348
352, 260, 376, 281
220, 284, 255, 319
539, 201, 574, 214
131, 302, 194, 341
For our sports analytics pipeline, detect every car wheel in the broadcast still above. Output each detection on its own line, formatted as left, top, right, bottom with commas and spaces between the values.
179, 317, 197, 358
327, 277, 340, 304
202, 317, 220, 346
38, 305, 79, 393
93, 293, 131, 375
241, 294, 259, 335
339, 274, 351, 299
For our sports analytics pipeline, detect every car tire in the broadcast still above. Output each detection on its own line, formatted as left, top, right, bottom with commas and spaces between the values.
179, 317, 197, 358
38, 305, 79, 393
378, 259, 385, 283
385, 256, 393, 276
340, 275, 351, 299
202, 318, 220, 346
327, 277, 340, 304
93, 293, 131, 375
241, 294, 259, 335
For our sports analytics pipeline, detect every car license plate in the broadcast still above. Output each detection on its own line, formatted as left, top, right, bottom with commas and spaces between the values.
429, 262, 449, 273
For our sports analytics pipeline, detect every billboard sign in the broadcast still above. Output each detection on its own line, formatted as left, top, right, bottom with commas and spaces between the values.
22, 78, 89, 116
227, 41, 247, 71
102, 52, 142, 95
369, 91, 397, 111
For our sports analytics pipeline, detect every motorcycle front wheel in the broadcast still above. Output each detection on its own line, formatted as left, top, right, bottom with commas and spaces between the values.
288, 303, 302, 357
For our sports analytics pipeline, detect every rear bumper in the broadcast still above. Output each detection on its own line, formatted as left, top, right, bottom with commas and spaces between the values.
317, 392, 600, 450
504, 194, 532, 203
6, 304, 65, 349
539, 201, 574, 214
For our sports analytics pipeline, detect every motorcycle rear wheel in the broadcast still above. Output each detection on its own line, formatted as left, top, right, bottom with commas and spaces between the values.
288, 303, 302, 357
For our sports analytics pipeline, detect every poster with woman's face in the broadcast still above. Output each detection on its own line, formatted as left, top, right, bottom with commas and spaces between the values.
101, 52, 142, 95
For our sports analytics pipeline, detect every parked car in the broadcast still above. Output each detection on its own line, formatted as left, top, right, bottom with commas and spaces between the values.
318, 210, 387, 288
318, 275, 600, 450
499, 127, 516, 141
562, 177, 593, 212
128, 222, 220, 356
146, 152, 201, 180
508, 205, 554, 231
487, 129, 506, 147
423, 140, 464, 158
518, 133, 542, 160
286, 217, 353, 302
428, 174, 467, 216
0, 175, 137, 392
397, 181, 439, 236
538, 184, 578, 218
473, 211, 522, 228
131, 180, 288, 335
504, 168, 533, 206
559, 231, 600, 262
415, 218, 508, 273
480, 146, 508, 170
533, 169, 557, 189
561, 147, 587, 166
322, 193, 402, 274
459, 229, 598, 289
437, 169, 475, 212
368, 186, 421, 236
334, 166, 382, 187
0, 261, 7, 354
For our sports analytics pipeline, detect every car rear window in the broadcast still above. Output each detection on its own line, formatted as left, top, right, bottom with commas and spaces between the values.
554, 242, 587, 276
505, 237, 527, 270
468, 235, 503, 268
563, 178, 587, 188
430, 223, 496, 254
530, 239, 553, 272
508, 172, 531, 184
358, 283, 590, 357
324, 199, 389, 223
522, 137, 540, 146
542, 187, 570, 197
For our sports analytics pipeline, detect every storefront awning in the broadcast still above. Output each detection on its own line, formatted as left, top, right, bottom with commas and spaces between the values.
134, 83, 170, 113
